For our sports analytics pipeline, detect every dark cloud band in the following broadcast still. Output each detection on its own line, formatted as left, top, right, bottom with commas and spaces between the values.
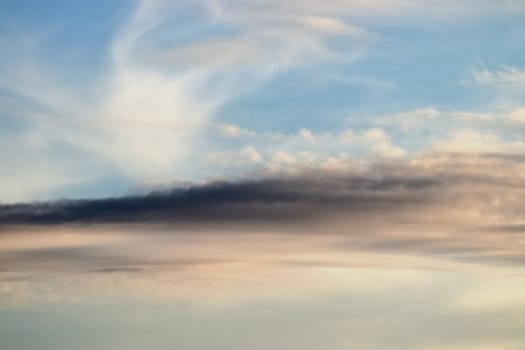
0, 173, 442, 225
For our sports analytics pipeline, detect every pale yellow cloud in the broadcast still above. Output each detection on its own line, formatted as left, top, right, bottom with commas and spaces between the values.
207, 146, 263, 165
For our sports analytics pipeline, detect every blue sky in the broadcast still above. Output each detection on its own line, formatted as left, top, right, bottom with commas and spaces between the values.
1, 0, 525, 202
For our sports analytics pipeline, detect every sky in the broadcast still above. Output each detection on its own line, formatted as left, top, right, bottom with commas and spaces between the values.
1, 1, 525, 349
1, 0, 525, 202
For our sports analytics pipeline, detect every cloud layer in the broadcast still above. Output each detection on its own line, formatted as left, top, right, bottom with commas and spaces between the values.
2, 151, 525, 267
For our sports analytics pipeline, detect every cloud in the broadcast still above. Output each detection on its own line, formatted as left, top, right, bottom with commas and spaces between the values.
207, 146, 263, 165
341, 128, 406, 157
296, 16, 369, 36
200, 105, 525, 187
467, 65, 525, 103
298, 128, 316, 143
507, 108, 525, 124
373, 108, 441, 131
0, 0, 371, 202
3, 151, 525, 266
215, 0, 525, 22
202, 125, 407, 177
218, 124, 256, 138
369, 108, 501, 134
0, 170, 436, 225
0, 244, 231, 274
432, 129, 525, 153
470, 65, 525, 86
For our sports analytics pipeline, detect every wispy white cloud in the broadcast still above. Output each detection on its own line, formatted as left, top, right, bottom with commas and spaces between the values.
218, 124, 256, 138
432, 129, 525, 154
207, 146, 263, 165
372, 108, 441, 131
341, 128, 406, 158
0, 0, 373, 201
215, 0, 525, 23
298, 128, 316, 143
470, 65, 525, 86
369, 106, 525, 134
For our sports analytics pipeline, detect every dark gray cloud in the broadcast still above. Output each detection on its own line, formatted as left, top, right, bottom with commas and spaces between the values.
0, 152, 524, 235
0, 173, 442, 226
